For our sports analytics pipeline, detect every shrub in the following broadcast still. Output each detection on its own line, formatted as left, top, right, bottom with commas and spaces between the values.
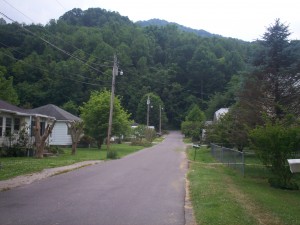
78, 135, 95, 148
249, 121, 300, 189
181, 121, 202, 141
144, 128, 156, 143
130, 139, 152, 147
48, 146, 64, 155
2, 146, 27, 157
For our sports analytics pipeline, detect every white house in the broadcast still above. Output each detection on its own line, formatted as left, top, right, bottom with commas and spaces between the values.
213, 108, 229, 122
0, 99, 80, 147
26, 104, 81, 146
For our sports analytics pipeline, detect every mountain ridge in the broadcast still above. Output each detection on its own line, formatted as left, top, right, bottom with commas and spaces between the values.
136, 18, 220, 38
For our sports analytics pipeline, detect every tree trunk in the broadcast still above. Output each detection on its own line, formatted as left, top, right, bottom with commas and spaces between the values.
66, 121, 84, 155
98, 136, 103, 149
34, 116, 56, 159
71, 142, 77, 155
36, 142, 45, 158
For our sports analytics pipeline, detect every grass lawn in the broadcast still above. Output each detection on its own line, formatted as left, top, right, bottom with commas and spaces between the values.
187, 146, 300, 225
0, 143, 144, 181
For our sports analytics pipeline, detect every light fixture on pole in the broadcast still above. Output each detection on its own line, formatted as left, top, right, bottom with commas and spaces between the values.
107, 54, 123, 150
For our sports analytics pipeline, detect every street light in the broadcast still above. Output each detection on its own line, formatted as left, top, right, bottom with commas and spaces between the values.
107, 54, 123, 150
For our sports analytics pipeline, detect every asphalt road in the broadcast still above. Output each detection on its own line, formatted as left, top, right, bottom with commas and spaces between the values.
0, 131, 187, 225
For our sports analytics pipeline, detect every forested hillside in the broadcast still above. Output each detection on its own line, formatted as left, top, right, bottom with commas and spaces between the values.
136, 18, 216, 37
0, 7, 258, 127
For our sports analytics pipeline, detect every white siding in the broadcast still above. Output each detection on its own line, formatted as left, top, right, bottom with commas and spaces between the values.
49, 122, 72, 146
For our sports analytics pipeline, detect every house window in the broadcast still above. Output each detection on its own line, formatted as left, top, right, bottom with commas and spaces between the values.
0, 117, 3, 137
14, 118, 20, 132
5, 118, 12, 136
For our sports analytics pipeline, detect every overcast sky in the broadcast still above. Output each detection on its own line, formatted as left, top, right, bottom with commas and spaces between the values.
1, 0, 299, 41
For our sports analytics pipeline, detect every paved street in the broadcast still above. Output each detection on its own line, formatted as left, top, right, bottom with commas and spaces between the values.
0, 131, 187, 225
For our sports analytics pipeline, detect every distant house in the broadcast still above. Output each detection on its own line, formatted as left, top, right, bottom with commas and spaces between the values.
0, 99, 80, 147
213, 108, 229, 122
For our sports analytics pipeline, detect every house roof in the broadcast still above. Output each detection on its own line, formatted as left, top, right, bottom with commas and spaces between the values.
0, 99, 26, 114
0, 99, 79, 121
27, 104, 80, 121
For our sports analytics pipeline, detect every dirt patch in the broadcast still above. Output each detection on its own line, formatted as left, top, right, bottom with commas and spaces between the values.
224, 176, 282, 225
0, 160, 102, 191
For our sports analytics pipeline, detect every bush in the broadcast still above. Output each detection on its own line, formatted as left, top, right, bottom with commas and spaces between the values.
144, 128, 156, 143
181, 121, 202, 141
131, 139, 152, 147
249, 121, 300, 189
0, 146, 27, 157
78, 135, 95, 148
48, 146, 64, 155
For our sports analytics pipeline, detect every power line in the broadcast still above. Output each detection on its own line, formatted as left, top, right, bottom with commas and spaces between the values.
0, 41, 108, 83
2, 0, 34, 24
0, 11, 105, 75
1, 0, 113, 68
54, 0, 67, 11
0, 50, 113, 87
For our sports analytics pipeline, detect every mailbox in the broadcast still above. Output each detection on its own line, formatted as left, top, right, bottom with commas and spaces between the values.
287, 159, 300, 173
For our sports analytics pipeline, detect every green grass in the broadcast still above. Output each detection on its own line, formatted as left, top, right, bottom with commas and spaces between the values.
187, 147, 300, 225
0, 143, 144, 181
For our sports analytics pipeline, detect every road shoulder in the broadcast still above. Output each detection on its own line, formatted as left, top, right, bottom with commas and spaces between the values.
0, 160, 102, 191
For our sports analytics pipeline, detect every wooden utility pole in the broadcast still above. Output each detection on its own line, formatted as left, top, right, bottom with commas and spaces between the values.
147, 95, 150, 127
159, 105, 162, 135
107, 54, 118, 150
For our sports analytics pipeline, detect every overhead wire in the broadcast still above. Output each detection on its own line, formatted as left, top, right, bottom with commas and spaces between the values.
0, 10, 107, 75
0, 49, 114, 87
0, 3, 131, 89
0, 41, 110, 81
54, 0, 67, 11
1, 0, 114, 68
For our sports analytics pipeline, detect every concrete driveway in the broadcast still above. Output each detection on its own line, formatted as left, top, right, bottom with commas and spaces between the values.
0, 131, 189, 225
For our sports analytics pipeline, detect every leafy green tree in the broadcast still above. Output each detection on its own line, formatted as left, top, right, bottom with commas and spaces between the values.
249, 119, 300, 189
205, 106, 249, 150
80, 90, 131, 149
61, 100, 79, 116
136, 93, 167, 130
205, 74, 242, 120
181, 105, 206, 141
0, 66, 19, 105
185, 104, 206, 122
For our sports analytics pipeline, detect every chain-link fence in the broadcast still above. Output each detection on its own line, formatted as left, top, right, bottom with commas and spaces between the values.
210, 143, 245, 176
